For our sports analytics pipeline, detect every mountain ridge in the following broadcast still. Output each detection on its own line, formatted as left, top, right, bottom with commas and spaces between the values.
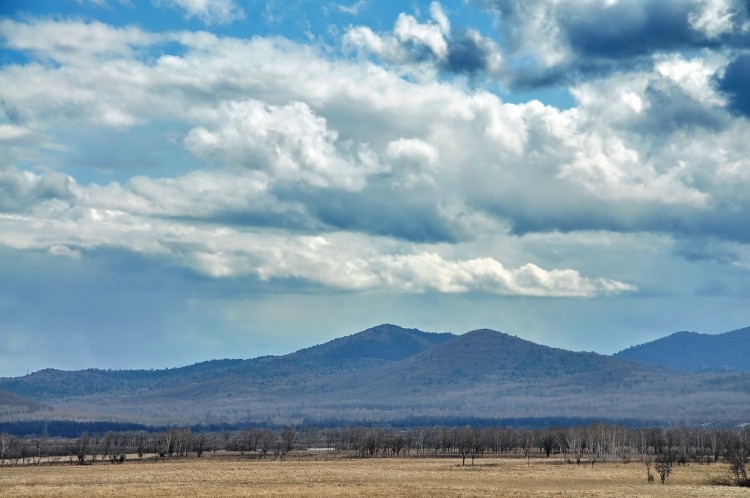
1, 324, 749, 426
615, 325, 750, 372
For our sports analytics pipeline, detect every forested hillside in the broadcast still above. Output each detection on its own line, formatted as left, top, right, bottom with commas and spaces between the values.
616, 326, 750, 372
1, 324, 749, 427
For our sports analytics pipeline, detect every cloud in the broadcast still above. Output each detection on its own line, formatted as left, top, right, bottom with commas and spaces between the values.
0, 196, 635, 297
285, 185, 459, 243
394, 11, 449, 59
717, 53, 750, 117
1, 14, 749, 301
689, 0, 739, 39
158, 0, 245, 25
344, 2, 503, 78
481, 0, 750, 88
0, 18, 162, 63
48, 244, 82, 259
370, 252, 635, 296
183, 99, 387, 191
0, 164, 73, 212
334, 1, 369, 16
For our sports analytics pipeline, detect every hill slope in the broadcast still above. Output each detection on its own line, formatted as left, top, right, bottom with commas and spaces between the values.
0, 324, 452, 401
0, 389, 50, 415
2, 324, 750, 426
288, 323, 454, 364
615, 326, 750, 372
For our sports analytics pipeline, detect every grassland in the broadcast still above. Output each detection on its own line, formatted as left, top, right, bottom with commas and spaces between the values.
0, 454, 744, 497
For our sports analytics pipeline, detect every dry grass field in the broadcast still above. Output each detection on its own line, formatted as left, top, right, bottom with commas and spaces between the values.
0, 455, 744, 497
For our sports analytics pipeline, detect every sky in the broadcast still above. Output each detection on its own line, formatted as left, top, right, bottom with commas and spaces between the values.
2, 0, 750, 377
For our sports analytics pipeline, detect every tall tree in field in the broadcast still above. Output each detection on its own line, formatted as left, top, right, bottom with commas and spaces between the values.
258, 429, 275, 459
75, 433, 90, 465
0, 433, 11, 464
280, 427, 295, 460
454, 428, 475, 466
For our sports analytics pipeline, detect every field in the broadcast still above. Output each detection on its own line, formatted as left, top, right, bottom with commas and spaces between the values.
0, 455, 744, 497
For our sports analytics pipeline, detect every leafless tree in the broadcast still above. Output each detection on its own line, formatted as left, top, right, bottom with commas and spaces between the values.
540, 431, 557, 458
643, 456, 655, 484
192, 433, 207, 458
729, 428, 749, 486
325, 428, 339, 451
279, 427, 295, 460
75, 433, 90, 465
655, 453, 674, 484
364, 428, 382, 458
454, 428, 476, 466
0, 433, 12, 465
102, 432, 115, 461
729, 447, 748, 486
242, 428, 258, 455
391, 434, 405, 457
133, 433, 147, 459
416, 429, 429, 455
258, 429, 275, 459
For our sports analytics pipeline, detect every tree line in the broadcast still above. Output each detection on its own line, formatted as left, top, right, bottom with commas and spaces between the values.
1, 422, 748, 486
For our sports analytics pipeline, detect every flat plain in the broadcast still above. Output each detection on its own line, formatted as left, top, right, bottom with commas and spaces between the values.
0, 455, 744, 497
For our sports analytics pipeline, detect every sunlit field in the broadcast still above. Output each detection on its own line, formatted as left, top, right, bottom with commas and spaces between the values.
0, 454, 744, 497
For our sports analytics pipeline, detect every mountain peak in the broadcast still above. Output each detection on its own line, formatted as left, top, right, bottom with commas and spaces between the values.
289, 324, 455, 363
615, 325, 750, 372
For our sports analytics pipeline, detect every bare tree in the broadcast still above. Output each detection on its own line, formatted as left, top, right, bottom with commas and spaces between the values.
729, 447, 748, 486
643, 457, 655, 484
325, 428, 339, 451
134, 433, 147, 460
280, 427, 295, 460
75, 433, 90, 465
391, 434, 405, 457
364, 428, 382, 458
655, 453, 674, 484
729, 428, 750, 487
540, 431, 557, 458
102, 432, 115, 462
0, 433, 11, 465
192, 433, 207, 458
258, 429, 275, 459
242, 428, 258, 455
454, 428, 475, 466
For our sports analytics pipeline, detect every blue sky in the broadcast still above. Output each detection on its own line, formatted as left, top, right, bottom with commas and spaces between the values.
2, 0, 750, 376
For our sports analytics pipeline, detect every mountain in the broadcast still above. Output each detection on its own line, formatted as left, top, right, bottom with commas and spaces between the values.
287, 323, 455, 364
615, 326, 750, 372
2, 324, 750, 426
0, 389, 50, 415
0, 324, 453, 403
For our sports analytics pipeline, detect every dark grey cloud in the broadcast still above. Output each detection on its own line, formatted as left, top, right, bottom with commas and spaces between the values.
443, 31, 499, 75
717, 53, 750, 117
639, 79, 728, 133
562, 2, 705, 59
395, 31, 502, 76
484, 194, 750, 245
1, 99, 22, 125
0, 167, 73, 212
169, 206, 319, 233
278, 184, 461, 243
510, 59, 646, 90
345, 11, 503, 79
672, 237, 741, 265
483, 0, 750, 88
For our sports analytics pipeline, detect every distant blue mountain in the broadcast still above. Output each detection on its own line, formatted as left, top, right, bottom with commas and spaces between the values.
2, 324, 750, 426
615, 326, 750, 372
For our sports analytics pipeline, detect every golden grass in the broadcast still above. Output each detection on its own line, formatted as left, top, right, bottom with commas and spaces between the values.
0, 455, 744, 497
